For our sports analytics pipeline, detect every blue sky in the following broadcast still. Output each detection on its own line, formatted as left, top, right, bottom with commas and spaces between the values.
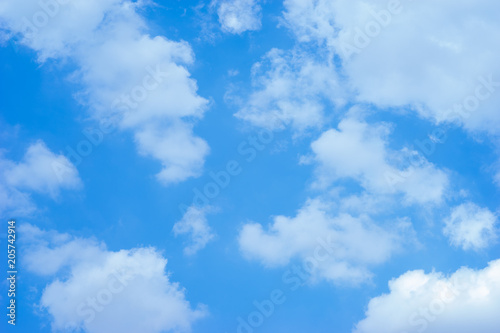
1, 1, 500, 333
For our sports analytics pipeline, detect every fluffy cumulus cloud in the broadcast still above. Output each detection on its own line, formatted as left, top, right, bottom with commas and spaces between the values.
283, 0, 500, 135
216, 0, 261, 34
239, 198, 413, 284
306, 115, 449, 205
0, 0, 210, 184
20, 224, 206, 333
0, 141, 81, 216
354, 259, 500, 333
173, 205, 216, 255
235, 48, 345, 131
134, 122, 209, 184
0, 0, 123, 61
443, 202, 498, 251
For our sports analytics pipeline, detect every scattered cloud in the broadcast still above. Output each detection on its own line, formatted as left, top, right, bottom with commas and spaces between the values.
4, 140, 81, 197
0, 141, 81, 217
239, 198, 413, 284
173, 205, 217, 255
234, 48, 345, 131
0, 0, 210, 185
134, 122, 209, 185
20, 224, 206, 333
307, 115, 449, 205
282, 0, 500, 135
354, 259, 500, 333
443, 202, 498, 251
216, 0, 262, 34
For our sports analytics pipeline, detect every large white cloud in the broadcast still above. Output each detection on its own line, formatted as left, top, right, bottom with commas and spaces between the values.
0, 0, 210, 184
443, 202, 498, 251
173, 205, 216, 255
306, 115, 449, 205
216, 0, 262, 34
283, 0, 500, 135
235, 48, 345, 131
20, 224, 206, 333
354, 259, 500, 333
239, 198, 414, 284
0, 140, 81, 216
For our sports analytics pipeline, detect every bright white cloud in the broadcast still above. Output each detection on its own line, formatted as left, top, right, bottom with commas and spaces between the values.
235, 48, 345, 131
354, 259, 500, 333
20, 224, 206, 333
173, 205, 216, 255
239, 198, 413, 284
216, 0, 261, 34
443, 203, 498, 251
0, 0, 210, 184
0, 141, 81, 216
283, 0, 500, 135
307, 116, 449, 205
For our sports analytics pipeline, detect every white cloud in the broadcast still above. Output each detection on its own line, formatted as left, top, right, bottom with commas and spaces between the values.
443, 203, 498, 251
20, 224, 206, 333
354, 259, 500, 333
0, 141, 81, 217
0, 0, 210, 184
4, 140, 81, 197
239, 198, 413, 284
134, 122, 209, 185
0, 0, 124, 61
173, 205, 216, 255
234, 48, 345, 131
216, 0, 261, 34
307, 116, 449, 205
283, 0, 500, 135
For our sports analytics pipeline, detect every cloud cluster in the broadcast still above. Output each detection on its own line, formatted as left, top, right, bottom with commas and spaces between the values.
235, 48, 345, 131
354, 259, 500, 333
0, 0, 210, 184
239, 198, 413, 284
443, 202, 498, 251
307, 115, 449, 205
216, 0, 262, 34
0, 141, 81, 217
283, 0, 500, 135
21, 224, 206, 333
